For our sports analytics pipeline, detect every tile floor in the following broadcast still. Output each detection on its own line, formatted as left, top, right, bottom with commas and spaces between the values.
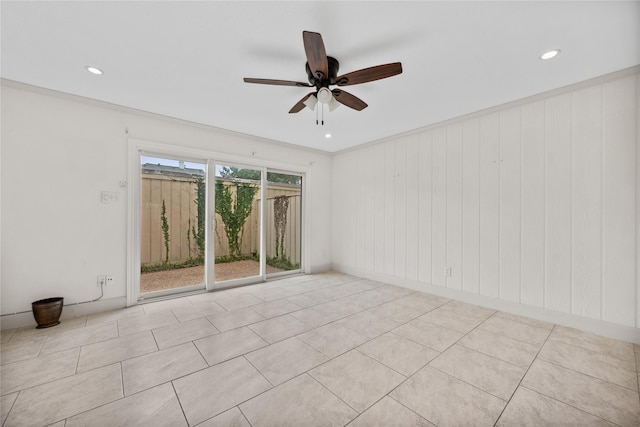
1, 272, 639, 426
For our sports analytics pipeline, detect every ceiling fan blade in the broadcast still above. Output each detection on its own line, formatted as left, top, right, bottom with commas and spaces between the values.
331, 89, 368, 111
289, 92, 315, 113
244, 78, 312, 87
335, 62, 403, 86
302, 31, 328, 80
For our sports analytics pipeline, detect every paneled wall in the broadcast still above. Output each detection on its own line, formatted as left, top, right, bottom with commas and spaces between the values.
332, 68, 639, 331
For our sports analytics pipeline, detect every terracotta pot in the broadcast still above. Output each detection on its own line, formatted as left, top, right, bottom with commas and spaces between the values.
32, 297, 64, 329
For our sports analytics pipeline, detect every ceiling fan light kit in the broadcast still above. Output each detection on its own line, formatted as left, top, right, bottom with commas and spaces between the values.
317, 87, 333, 104
244, 30, 403, 125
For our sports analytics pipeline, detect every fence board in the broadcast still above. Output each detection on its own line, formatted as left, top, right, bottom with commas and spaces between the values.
141, 173, 301, 267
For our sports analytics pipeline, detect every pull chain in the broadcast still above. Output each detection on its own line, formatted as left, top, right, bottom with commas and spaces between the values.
314, 102, 326, 126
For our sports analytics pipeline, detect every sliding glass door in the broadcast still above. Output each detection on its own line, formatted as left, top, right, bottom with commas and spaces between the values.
213, 164, 263, 285
265, 171, 302, 277
139, 156, 207, 297
135, 151, 303, 300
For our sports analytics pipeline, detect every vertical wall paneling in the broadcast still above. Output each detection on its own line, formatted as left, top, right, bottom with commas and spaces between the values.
346, 153, 358, 267
405, 136, 420, 281
446, 124, 463, 289
520, 101, 545, 308
544, 94, 572, 313
373, 144, 385, 274
340, 153, 353, 267
384, 142, 396, 276
364, 148, 376, 273
431, 127, 448, 287
394, 140, 408, 278
346, 152, 365, 268
479, 113, 500, 298
602, 76, 636, 326
336, 153, 347, 266
571, 86, 603, 319
355, 150, 366, 269
331, 69, 639, 333
462, 118, 480, 294
637, 73, 640, 329
418, 131, 433, 284
331, 156, 343, 263
499, 107, 522, 302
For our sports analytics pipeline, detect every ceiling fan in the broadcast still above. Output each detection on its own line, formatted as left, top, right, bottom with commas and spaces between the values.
244, 31, 403, 116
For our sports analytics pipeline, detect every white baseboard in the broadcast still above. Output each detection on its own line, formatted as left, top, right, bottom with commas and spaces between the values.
0, 296, 127, 330
332, 264, 640, 345
308, 263, 332, 274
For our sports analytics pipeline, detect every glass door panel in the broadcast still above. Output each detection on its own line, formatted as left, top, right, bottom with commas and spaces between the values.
213, 165, 263, 284
265, 171, 302, 276
139, 156, 207, 297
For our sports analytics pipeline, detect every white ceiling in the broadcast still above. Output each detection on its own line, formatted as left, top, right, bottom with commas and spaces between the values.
2, 1, 639, 152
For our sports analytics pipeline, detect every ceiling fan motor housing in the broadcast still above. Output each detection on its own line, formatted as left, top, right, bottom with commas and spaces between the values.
306, 56, 340, 87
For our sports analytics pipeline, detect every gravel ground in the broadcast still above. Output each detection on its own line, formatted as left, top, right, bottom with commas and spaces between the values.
140, 260, 283, 293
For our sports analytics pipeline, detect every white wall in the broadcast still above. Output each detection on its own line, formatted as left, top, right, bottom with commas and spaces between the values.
332, 67, 640, 342
0, 82, 332, 326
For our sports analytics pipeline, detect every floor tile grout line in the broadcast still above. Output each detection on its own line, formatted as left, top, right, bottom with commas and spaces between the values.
386, 394, 434, 427
241, 354, 277, 388
470, 313, 551, 347
426, 363, 510, 404
539, 338, 639, 374
1, 390, 21, 427
492, 323, 557, 425
453, 341, 535, 371
237, 404, 254, 427
191, 338, 211, 368
51, 364, 127, 425
454, 315, 548, 365
536, 355, 640, 393
496, 324, 577, 423
352, 347, 410, 380
73, 346, 82, 375
545, 333, 637, 366
517, 384, 626, 427
492, 310, 554, 332
169, 380, 190, 426
305, 370, 362, 418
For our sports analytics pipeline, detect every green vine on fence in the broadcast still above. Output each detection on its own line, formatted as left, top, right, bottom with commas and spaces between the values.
273, 195, 290, 259
215, 180, 257, 257
191, 177, 206, 261
161, 199, 170, 264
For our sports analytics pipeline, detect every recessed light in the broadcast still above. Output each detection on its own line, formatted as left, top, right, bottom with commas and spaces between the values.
325, 133, 332, 138
85, 66, 103, 75
540, 49, 561, 60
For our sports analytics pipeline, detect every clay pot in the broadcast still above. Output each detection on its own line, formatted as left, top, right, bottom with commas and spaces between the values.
32, 297, 64, 329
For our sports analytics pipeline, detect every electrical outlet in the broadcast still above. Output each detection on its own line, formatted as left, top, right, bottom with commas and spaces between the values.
445, 267, 452, 277
106, 276, 114, 285
97, 275, 106, 287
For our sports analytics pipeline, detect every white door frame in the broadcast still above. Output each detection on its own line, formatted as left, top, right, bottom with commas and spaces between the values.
126, 138, 309, 306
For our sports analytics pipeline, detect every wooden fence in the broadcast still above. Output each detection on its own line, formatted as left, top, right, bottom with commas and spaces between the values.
140, 172, 301, 266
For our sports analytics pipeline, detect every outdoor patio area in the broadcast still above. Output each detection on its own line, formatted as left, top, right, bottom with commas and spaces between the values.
140, 261, 284, 293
